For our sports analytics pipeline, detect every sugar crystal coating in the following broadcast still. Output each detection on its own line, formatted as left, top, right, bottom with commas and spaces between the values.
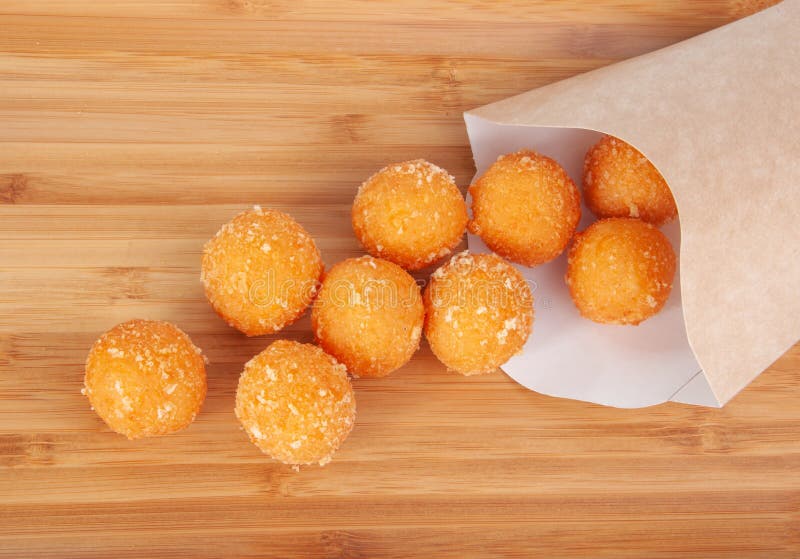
352, 159, 468, 271
424, 251, 534, 375
312, 255, 424, 378
565, 218, 676, 325
235, 340, 356, 466
468, 150, 581, 267
83, 319, 207, 439
201, 207, 323, 336
583, 135, 677, 226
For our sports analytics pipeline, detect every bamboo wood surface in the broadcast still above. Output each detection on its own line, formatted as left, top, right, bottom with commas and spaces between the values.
1, 1, 797, 557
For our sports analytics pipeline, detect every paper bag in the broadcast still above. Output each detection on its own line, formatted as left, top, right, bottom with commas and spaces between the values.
464, 0, 800, 407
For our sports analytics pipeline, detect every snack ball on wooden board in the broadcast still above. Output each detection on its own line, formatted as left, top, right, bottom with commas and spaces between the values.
312, 255, 424, 378
201, 206, 323, 336
235, 340, 356, 467
566, 218, 677, 325
468, 150, 581, 267
352, 159, 468, 271
424, 251, 534, 376
83, 319, 207, 439
583, 135, 678, 226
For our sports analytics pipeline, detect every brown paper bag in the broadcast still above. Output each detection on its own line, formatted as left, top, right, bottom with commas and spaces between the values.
464, 0, 800, 407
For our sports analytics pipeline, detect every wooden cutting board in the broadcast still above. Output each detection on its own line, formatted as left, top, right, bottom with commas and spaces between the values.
1, 1, 797, 557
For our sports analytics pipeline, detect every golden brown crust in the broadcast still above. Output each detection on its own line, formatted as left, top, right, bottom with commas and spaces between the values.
234, 340, 356, 466
565, 218, 677, 325
423, 251, 534, 375
468, 150, 581, 267
311, 255, 424, 378
83, 319, 207, 439
201, 206, 324, 336
352, 160, 468, 271
583, 135, 677, 226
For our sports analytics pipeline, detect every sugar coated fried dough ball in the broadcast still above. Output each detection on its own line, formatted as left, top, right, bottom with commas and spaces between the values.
235, 340, 356, 467
468, 150, 581, 267
352, 160, 468, 271
83, 319, 207, 439
312, 256, 424, 378
202, 206, 323, 336
566, 218, 676, 325
424, 252, 534, 376
584, 135, 677, 226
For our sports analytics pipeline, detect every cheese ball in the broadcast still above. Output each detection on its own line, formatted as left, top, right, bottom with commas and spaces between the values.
424, 252, 534, 375
566, 218, 677, 325
234, 340, 356, 467
201, 206, 323, 336
583, 135, 677, 226
83, 319, 207, 439
352, 160, 468, 271
468, 150, 581, 267
312, 255, 424, 378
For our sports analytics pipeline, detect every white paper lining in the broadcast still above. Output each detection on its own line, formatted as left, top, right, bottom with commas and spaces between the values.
464, 119, 717, 408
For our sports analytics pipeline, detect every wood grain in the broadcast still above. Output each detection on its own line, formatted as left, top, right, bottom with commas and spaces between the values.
0, 1, 796, 557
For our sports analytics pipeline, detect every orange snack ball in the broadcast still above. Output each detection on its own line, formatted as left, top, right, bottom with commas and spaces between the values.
83, 319, 207, 439
583, 135, 677, 226
312, 256, 424, 378
468, 150, 581, 267
234, 340, 356, 467
352, 160, 468, 271
424, 252, 534, 375
566, 218, 677, 325
201, 206, 323, 336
